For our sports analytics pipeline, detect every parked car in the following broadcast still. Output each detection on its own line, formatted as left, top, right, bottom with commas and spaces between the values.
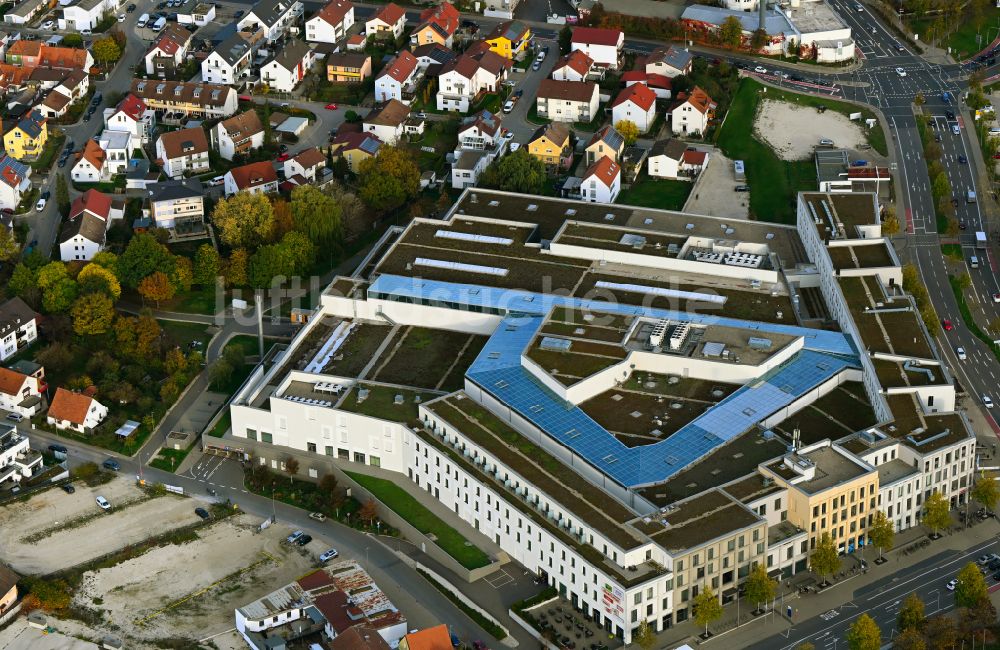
194, 507, 210, 520
234, 9, 244, 17
80, 28, 92, 36
993, 292, 1000, 303
35, 198, 45, 211
49, 444, 68, 454
96, 496, 111, 510
102, 458, 120, 471
503, 100, 514, 113
60, 483, 75, 494
276, 152, 290, 162
127, 3, 137, 11
509, 142, 520, 153
295, 534, 313, 546
319, 548, 339, 562
287, 530, 304, 543
308, 512, 327, 522
40, 20, 54, 30
895, 67, 906, 77
5, 413, 22, 422
118, 13, 125, 21
946, 110, 955, 119
734, 185, 750, 192
324, 103, 338, 110
41, 190, 50, 200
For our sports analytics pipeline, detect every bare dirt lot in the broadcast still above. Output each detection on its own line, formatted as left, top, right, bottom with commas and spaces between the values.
0, 477, 202, 574
683, 149, 750, 219
754, 99, 867, 160
71, 517, 329, 645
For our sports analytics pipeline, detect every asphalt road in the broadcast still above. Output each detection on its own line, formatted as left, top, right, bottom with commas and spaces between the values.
748, 535, 1000, 650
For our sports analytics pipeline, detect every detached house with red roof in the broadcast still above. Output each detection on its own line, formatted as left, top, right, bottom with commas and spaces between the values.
0, 155, 29, 212
536, 79, 598, 123
570, 27, 624, 70
551, 49, 595, 82
156, 126, 210, 179
71, 139, 108, 183
365, 2, 406, 40
59, 189, 114, 261
611, 82, 657, 133
306, 0, 354, 44
436, 43, 511, 113
0, 367, 41, 418
375, 50, 418, 103
671, 85, 715, 136
410, 2, 460, 48
47, 387, 107, 433
225, 161, 278, 196
144, 24, 193, 78
212, 109, 265, 161
648, 137, 710, 180
282, 147, 326, 183
103, 94, 157, 144
580, 156, 621, 203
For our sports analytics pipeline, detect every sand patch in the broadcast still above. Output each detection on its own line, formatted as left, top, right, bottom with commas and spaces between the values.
754, 99, 867, 161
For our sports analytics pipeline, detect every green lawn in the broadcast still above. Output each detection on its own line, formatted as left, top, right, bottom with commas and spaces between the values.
942, 244, 964, 261
909, 9, 1000, 59
345, 471, 491, 570
157, 320, 211, 350
618, 178, 692, 211
715, 79, 819, 224
149, 447, 192, 472
206, 411, 231, 438
31, 133, 66, 173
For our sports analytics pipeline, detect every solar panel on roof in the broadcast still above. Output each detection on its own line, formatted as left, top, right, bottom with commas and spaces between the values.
414, 257, 508, 276
434, 229, 513, 246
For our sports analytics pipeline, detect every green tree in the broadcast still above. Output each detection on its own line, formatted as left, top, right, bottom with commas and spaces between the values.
62, 33, 83, 47
923, 615, 956, 648
42, 278, 78, 313
750, 28, 768, 52
633, 619, 655, 650
479, 149, 547, 195
36, 262, 68, 292
117, 233, 175, 288
226, 249, 249, 287
897, 593, 925, 633
559, 25, 572, 54
169, 256, 193, 293
0, 227, 20, 262
209, 358, 234, 390
71, 292, 115, 335
247, 231, 317, 288
55, 173, 69, 216
284, 456, 299, 484
796, 644, 816, 650
810, 532, 841, 585
290, 185, 342, 249
318, 473, 342, 511
971, 473, 1000, 512
137, 271, 175, 306
954, 562, 988, 609
614, 119, 640, 146
212, 192, 275, 249
8, 263, 36, 299
914, 92, 925, 107
720, 16, 744, 48
957, 271, 972, 292
77, 263, 121, 300
692, 588, 722, 636
892, 627, 924, 650
847, 613, 880, 650
868, 510, 894, 562
931, 171, 951, 202
357, 146, 420, 214
744, 564, 776, 614
961, 593, 997, 631
921, 490, 950, 536
193, 244, 221, 286
92, 36, 121, 64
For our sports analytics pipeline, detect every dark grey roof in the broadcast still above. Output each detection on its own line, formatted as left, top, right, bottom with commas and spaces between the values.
58, 212, 107, 246
270, 39, 312, 71
212, 32, 250, 66
0, 298, 35, 339
650, 138, 687, 161
148, 177, 203, 202
651, 46, 692, 72
412, 43, 455, 66
247, 0, 296, 27
587, 125, 624, 153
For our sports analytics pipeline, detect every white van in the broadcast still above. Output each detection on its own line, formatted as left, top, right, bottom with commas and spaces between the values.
151, 16, 166, 31
137, 12, 149, 27
971, 255, 980, 269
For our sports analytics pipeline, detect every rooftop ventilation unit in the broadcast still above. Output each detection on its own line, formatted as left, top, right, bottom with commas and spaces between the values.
668, 323, 690, 351
649, 319, 669, 348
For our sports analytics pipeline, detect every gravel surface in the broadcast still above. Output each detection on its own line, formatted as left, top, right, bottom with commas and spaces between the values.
755, 99, 867, 161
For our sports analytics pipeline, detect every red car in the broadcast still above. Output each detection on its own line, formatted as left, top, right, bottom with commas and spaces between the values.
994, 153, 1000, 159
276, 153, 291, 162
324, 103, 338, 110
943, 319, 953, 331
238, 94, 252, 102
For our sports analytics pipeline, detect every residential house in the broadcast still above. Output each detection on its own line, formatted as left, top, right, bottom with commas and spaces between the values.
412, 42, 455, 72
571, 26, 623, 70
130, 79, 239, 120
306, 0, 354, 43
261, 40, 316, 92
363, 99, 411, 145
329, 131, 381, 172
0, 368, 41, 417
484, 20, 530, 59
644, 45, 692, 78
96, 130, 133, 176
238, 0, 304, 43
2, 109, 46, 160
0, 297, 37, 362
527, 122, 571, 171
0, 155, 30, 212
3, 0, 45, 25
620, 70, 672, 100
177, 0, 216, 26
155, 126, 210, 178
283, 147, 326, 183
58, 189, 112, 261
40, 90, 72, 119
580, 156, 621, 203
375, 49, 418, 103
54, 69, 89, 102
224, 161, 279, 196
398, 626, 452, 650
329, 626, 391, 650
551, 49, 594, 82
611, 83, 656, 133
47, 388, 108, 433
144, 24, 194, 78
535, 79, 598, 123
365, 2, 406, 40
71, 139, 106, 183
58, 0, 118, 31
648, 138, 708, 179
457, 109, 502, 150
410, 2, 460, 48
146, 178, 205, 229
346, 33, 367, 51
201, 32, 253, 85
326, 52, 371, 82
0, 425, 40, 483
212, 109, 265, 161
436, 44, 511, 113
103, 94, 157, 144
584, 125, 625, 165
671, 86, 715, 135
5, 41, 93, 71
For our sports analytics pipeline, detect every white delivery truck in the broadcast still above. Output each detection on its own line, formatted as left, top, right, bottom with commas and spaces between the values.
137, 12, 149, 27
976, 231, 987, 249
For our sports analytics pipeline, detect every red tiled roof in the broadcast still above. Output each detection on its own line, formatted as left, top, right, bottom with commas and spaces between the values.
684, 86, 715, 114
621, 71, 672, 90
537, 79, 597, 103
379, 50, 417, 83
0, 367, 27, 397
115, 94, 148, 122
297, 569, 334, 591
79, 139, 106, 171
48, 387, 93, 425
584, 156, 620, 188
401, 624, 452, 650
291, 147, 326, 169
571, 26, 622, 47
228, 161, 277, 190
373, 2, 405, 26
612, 82, 655, 111
554, 49, 593, 77
7, 40, 40, 58
316, 0, 353, 27
418, 1, 459, 36
69, 188, 112, 221
682, 149, 707, 165
158, 126, 209, 159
